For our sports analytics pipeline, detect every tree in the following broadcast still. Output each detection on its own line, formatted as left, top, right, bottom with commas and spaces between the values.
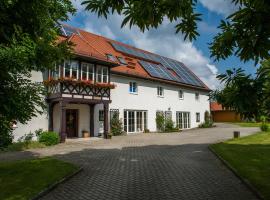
211, 60, 270, 121
0, 0, 75, 148
82, 0, 270, 63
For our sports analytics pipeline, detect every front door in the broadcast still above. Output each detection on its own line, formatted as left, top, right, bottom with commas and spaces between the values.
66, 109, 78, 138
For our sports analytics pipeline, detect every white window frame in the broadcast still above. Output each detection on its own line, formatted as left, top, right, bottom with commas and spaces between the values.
195, 92, 200, 101
157, 86, 164, 97
81, 62, 94, 81
196, 112, 200, 123
63, 60, 79, 79
178, 90, 184, 100
49, 64, 61, 79
124, 110, 147, 133
96, 65, 109, 83
129, 82, 138, 94
176, 112, 190, 129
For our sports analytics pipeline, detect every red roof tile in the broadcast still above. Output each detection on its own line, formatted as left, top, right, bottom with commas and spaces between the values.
60, 24, 210, 91
210, 102, 223, 111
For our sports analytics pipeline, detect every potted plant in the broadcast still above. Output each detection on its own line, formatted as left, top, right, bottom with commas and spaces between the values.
82, 130, 90, 138
107, 132, 112, 139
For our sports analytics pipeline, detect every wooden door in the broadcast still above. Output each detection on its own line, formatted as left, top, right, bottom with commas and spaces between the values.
66, 109, 78, 138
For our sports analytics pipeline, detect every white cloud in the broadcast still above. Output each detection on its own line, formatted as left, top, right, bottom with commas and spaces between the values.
70, 1, 220, 89
199, 0, 237, 16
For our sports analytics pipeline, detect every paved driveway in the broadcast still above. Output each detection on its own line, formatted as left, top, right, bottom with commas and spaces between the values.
1, 123, 260, 199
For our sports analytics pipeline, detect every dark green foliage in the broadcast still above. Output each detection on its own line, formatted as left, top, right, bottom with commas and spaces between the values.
0, 131, 13, 150
82, 0, 270, 62
18, 132, 34, 142
110, 113, 123, 136
156, 112, 165, 132
82, 0, 200, 41
144, 129, 150, 133
38, 131, 59, 146
0, 0, 75, 147
260, 124, 269, 132
211, 60, 270, 120
164, 118, 175, 132
199, 111, 213, 128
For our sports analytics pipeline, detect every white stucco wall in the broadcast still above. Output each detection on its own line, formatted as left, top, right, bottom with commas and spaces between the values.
12, 71, 48, 141
109, 74, 210, 132
13, 70, 210, 140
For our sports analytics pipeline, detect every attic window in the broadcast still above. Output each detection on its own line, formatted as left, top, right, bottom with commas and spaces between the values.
106, 54, 117, 62
117, 57, 127, 65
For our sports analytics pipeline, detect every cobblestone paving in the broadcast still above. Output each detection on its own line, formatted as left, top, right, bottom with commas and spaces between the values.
35, 123, 259, 200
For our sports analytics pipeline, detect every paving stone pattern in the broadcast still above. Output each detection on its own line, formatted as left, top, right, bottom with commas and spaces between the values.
37, 123, 259, 200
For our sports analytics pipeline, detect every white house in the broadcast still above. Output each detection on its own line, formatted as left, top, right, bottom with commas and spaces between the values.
13, 25, 211, 142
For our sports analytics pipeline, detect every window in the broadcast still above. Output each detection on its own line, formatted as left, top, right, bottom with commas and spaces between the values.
49, 64, 60, 79
106, 54, 117, 62
96, 65, 108, 83
64, 60, 79, 79
99, 110, 104, 121
196, 113, 200, 122
110, 109, 119, 121
81, 62, 94, 81
176, 112, 190, 129
195, 92, 200, 100
124, 110, 147, 133
157, 86, 164, 97
129, 82, 137, 94
165, 111, 172, 120
117, 57, 127, 65
178, 90, 184, 99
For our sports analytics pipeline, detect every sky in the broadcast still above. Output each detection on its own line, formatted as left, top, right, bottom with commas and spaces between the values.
67, 0, 257, 89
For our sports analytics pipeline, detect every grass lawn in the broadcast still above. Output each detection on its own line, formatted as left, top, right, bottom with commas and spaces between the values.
211, 131, 270, 199
0, 157, 78, 200
1, 141, 46, 152
232, 122, 270, 127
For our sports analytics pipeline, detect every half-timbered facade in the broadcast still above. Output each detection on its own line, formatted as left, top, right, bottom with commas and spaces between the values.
13, 25, 211, 142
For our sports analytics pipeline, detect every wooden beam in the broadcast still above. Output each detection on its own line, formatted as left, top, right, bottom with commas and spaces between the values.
48, 102, 55, 131
60, 101, 67, 143
89, 104, 95, 137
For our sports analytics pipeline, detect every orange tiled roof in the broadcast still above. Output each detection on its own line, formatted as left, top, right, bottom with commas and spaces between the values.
210, 102, 224, 111
60, 24, 210, 91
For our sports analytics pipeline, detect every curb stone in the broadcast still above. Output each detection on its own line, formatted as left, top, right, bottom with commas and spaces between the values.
31, 167, 83, 200
209, 146, 264, 200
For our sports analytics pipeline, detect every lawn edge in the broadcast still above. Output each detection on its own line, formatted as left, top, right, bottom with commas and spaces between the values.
31, 166, 83, 200
208, 145, 264, 200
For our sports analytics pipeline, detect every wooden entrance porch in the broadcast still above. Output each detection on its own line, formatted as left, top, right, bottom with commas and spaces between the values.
47, 97, 110, 142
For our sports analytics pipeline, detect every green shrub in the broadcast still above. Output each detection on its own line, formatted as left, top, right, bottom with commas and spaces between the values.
164, 118, 174, 132
144, 129, 150, 133
0, 131, 13, 149
110, 113, 123, 136
18, 132, 34, 143
34, 128, 43, 138
156, 113, 165, 132
260, 124, 269, 132
38, 131, 59, 146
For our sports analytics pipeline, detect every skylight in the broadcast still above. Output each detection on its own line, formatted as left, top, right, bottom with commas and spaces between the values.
117, 57, 127, 65
106, 54, 117, 62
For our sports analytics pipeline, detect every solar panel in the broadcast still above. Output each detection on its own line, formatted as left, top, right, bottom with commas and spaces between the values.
111, 42, 205, 87
139, 60, 180, 82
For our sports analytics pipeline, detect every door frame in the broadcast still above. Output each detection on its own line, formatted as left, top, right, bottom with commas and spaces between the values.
66, 109, 79, 138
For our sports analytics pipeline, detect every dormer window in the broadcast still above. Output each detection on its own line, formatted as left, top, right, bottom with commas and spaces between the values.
106, 54, 117, 62
117, 56, 127, 65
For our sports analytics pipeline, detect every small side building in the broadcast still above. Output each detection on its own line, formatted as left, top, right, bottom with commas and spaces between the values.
210, 102, 241, 122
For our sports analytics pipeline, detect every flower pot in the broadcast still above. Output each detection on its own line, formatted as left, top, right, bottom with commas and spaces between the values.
82, 132, 90, 138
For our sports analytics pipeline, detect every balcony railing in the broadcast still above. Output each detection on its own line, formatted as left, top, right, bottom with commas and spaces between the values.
44, 78, 116, 99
